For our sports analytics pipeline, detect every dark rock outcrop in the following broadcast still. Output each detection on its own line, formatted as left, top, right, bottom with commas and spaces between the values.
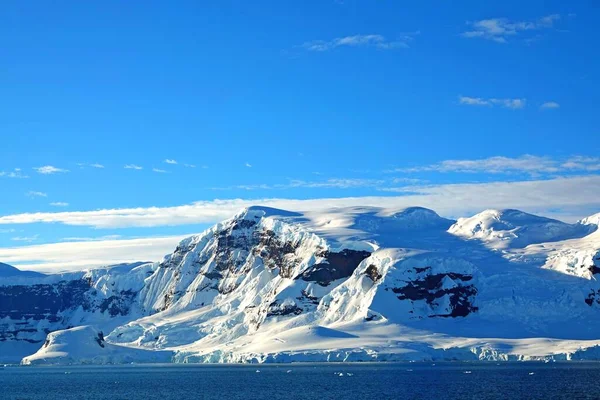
586, 290, 600, 306
301, 250, 371, 286
0, 280, 92, 320
391, 266, 478, 318
365, 265, 382, 282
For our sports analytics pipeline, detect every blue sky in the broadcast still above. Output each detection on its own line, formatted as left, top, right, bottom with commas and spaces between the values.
1, 1, 599, 271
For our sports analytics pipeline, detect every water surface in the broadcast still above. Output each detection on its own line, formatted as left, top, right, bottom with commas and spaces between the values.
1, 362, 599, 400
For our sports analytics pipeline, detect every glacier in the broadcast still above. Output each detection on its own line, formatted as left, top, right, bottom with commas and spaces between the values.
2, 206, 600, 365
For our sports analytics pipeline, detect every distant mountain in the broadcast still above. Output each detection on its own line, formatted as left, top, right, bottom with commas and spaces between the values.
3, 207, 600, 365
0, 262, 46, 278
448, 209, 595, 248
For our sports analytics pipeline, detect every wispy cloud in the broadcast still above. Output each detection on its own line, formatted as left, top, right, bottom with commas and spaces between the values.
288, 178, 383, 189
560, 156, 600, 172
77, 162, 105, 169
0, 168, 29, 179
26, 191, 47, 198
165, 159, 177, 165
34, 165, 69, 174
1, 175, 598, 230
390, 155, 600, 174
540, 101, 560, 109
60, 234, 122, 242
392, 177, 426, 184
461, 14, 561, 43
50, 202, 69, 207
124, 164, 143, 170
459, 96, 526, 109
245, 162, 252, 168
0, 234, 190, 273
212, 178, 384, 191
11, 234, 39, 243
184, 164, 196, 168
302, 32, 418, 52
152, 168, 168, 173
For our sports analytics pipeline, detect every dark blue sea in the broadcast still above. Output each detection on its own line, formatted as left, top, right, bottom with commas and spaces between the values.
1, 362, 599, 400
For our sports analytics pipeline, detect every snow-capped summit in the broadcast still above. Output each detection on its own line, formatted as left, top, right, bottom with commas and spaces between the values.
448, 209, 593, 248
579, 212, 600, 229
387, 207, 454, 229
3, 206, 600, 365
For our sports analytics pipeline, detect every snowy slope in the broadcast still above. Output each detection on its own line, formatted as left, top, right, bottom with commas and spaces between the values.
4, 206, 600, 364
448, 209, 595, 249
0, 262, 45, 279
22, 326, 172, 365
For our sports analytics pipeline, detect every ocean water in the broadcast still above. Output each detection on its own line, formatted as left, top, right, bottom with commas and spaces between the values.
1, 362, 599, 400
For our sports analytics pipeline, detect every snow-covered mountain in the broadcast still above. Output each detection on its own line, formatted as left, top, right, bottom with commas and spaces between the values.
3, 206, 600, 364
448, 209, 595, 249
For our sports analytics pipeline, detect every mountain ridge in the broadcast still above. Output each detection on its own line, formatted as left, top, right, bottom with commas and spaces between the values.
2, 206, 600, 364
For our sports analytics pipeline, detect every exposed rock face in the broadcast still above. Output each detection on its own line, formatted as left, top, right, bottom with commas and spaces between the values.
365, 265, 382, 282
378, 256, 480, 319
391, 266, 478, 317
266, 300, 303, 317
97, 290, 137, 316
0, 264, 149, 349
301, 250, 372, 286
0, 280, 92, 345
0, 280, 91, 321
586, 290, 600, 307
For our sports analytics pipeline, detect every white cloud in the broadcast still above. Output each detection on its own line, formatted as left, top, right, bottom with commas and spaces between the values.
0, 175, 598, 230
184, 164, 196, 168
462, 14, 560, 43
26, 191, 47, 198
0, 235, 190, 273
0, 169, 29, 179
245, 163, 252, 168
152, 168, 168, 173
459, 96, 526, 109
165, 159, 177, 164
50, 202, 69, 207
34, 165, 69, 174
392, 155, 600, 174
302, 32, 418, 52
124, 164, 143, 170
541, 101, 560, 109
